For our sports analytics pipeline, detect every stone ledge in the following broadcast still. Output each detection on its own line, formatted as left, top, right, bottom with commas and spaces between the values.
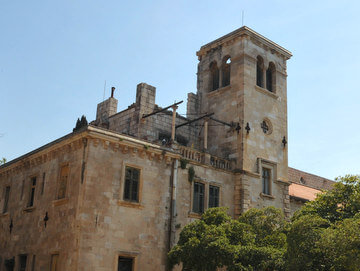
23, 206, 36, 213
53, 198, 69, 207
188, 212, 202, 219
207, 85, 232, 98
254, 85, 279, 99
117, 200, 144, 209
275, 178, 290, 185
260, 193, 275, 200
0, 212, 9, 218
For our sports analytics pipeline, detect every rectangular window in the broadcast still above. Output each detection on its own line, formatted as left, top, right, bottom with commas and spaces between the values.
3, 186, 10, 213
57, 165, 69, 199
19, 254, 27, 271
118, 256, 134, 271
50, 254, 59, 271
123, 167, 140, 202
193, 182, 205, 213
28, 177, 36, 207
262, 168, 271, 195
209, 185, 219, 208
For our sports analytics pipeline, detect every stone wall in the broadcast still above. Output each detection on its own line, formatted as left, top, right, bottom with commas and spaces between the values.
0, 135, 86, 271
105, 83, 200, 147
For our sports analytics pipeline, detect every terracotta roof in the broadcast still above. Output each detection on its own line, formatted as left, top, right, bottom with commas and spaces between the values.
289, 183, 321, 202
288, 167, 334, 191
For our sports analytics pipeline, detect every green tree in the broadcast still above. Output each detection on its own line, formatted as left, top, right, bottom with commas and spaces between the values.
168, 207, 287, 271
293, 175, 360, 223
0, 157, 6, 165
287, 175, 360, 271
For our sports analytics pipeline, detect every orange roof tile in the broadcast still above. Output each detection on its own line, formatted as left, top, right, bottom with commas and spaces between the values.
289, 183, 321, 201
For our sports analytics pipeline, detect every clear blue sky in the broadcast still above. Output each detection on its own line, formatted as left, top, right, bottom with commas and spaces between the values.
0, 1, 359, 180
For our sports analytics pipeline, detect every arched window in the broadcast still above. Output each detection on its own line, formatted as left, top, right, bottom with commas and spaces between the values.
221, 57, 231, 87
209, 61, 219, 91
256, 56, 264, 88
266, 62, 276, 92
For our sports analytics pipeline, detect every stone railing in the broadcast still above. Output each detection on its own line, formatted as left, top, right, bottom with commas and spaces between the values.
177, 145, 232, 171
210, 156, 232, 170
178, 146, 203, 163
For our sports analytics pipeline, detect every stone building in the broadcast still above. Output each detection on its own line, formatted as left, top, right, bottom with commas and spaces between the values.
0, 26, 333, 271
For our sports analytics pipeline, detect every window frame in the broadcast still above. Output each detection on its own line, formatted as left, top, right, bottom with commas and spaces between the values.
256, 56, 264, 88
56, 163, 70, 200
208, 184, 220, 209
27, 176, 37, 208
192, 181, 205, 214
266, 62, 276, 93
114, 252, 138, 271
209, 61, 220, 91
221, 56, 231, 88
50, 253, 59, 271
258, 158, 277, 197
262, 167, 271, 195
121, 164, 142, 204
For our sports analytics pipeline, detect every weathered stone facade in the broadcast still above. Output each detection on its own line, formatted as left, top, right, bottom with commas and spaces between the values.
0, 26, 333, 270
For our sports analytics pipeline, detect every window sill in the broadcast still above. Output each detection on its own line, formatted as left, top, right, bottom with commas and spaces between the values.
23, 206, 36, 212
207, 85, 231, 98
275, 179, 290, 185
53, 198, 69, 207
260, 193, 275, 200
0, 212, 9, 218
188, 212, 202, 219
117, 200, 144, 209
254, 85, 278, 99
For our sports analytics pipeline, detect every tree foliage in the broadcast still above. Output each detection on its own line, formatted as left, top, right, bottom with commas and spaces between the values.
169, 175, 360, 271
0, 157, 6, 165
287, 175, 360, 271
168, 207, 287, 271
293, 175, 360, 223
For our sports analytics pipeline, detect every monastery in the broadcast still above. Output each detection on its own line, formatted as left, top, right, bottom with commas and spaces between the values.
0, 26, 333, 270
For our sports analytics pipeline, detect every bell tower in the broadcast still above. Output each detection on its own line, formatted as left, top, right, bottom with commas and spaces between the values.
195, 26, 292, 216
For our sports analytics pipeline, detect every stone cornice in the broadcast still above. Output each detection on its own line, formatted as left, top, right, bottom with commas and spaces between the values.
0, 126, 181, 178
0, 132, 86, 178
197, 26, 292, 60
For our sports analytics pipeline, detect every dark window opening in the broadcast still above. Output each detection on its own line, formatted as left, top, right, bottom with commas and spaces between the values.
3, 186, 10, 213
159, 132, 171, 145
118, 257, 133, 271
256, 56, 264, 88
262, 168, 271, 195
209, 185, 219, 208
175, 134, 189, 146
193, 182, 205, 213
266, 62, 276, 92
19, 255, 27, 271
4, 257, 15, 271
31, 255, 36, 271
124, 167, 140, 202
209, 61, 219, 91
221, 57, 231, 87
28, 178, 36, 207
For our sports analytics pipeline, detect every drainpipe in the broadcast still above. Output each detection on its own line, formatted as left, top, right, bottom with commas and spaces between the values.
168, 159, 178, 252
